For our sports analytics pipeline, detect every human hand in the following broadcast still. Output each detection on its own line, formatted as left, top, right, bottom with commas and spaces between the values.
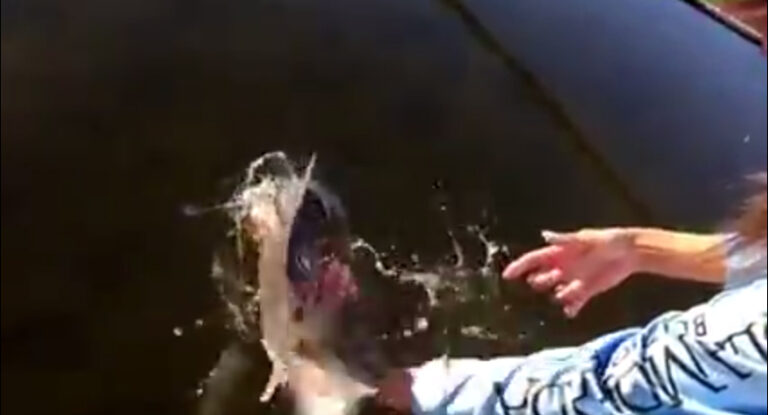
374, 369, 413, 412
503, 229, 638, 318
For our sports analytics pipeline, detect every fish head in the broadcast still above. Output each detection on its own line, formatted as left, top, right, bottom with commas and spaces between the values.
288, 183, 359, 317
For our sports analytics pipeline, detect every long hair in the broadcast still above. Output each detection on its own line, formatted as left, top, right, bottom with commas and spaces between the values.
736, 173, 767, 245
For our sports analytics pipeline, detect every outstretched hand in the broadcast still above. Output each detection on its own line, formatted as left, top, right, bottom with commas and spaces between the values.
503, 229, 638, 318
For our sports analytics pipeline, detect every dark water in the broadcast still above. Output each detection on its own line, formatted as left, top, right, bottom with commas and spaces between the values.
1, 0, 765, 413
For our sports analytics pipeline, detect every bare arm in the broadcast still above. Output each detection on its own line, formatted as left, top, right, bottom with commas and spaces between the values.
626, 228, 726, 284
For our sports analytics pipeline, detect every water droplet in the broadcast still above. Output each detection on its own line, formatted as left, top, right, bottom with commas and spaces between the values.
182, 204, 201, 216
416, 317, 429, 332
173, 327, 184, 337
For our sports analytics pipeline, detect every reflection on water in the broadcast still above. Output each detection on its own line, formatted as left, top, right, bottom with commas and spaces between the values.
1, 0, 765, 413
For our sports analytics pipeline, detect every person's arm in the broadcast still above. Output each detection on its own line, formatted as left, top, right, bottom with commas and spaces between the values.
625, 228, 726, 284
503, 228, 729, 317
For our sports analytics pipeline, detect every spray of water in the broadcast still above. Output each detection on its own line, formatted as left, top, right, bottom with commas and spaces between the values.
197, 152, 377, 415
193, 152, 528, 414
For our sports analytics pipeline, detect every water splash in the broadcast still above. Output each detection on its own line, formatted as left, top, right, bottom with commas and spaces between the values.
198, 152, 375, 415
194, 152, 531, 414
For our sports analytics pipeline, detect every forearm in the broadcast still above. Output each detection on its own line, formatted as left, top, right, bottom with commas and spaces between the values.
626, 228, 727, 284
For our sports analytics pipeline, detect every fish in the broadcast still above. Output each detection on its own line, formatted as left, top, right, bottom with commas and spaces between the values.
201, 152, 516, 414
225, 152, 376, 415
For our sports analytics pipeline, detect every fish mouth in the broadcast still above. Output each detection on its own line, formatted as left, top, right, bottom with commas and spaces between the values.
288, 183, 358, 310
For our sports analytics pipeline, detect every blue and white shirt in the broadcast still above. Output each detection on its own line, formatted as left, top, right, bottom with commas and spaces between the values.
410, 240, 767, 415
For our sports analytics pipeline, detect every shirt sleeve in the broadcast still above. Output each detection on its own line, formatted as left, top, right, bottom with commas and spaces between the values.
723, 233, 767, 290
409, 357, 525, 414
602, 279, 767, 414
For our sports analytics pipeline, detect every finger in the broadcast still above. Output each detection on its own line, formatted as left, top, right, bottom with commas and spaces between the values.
541, 230, 583, 246
559, 262, 627, 317
564, 299, 587, 319
502, 245, 563, 279
527, 269, 565, 293
554, 279, 587, 315
555, 279, 584, 302
554, 283, 567, 295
